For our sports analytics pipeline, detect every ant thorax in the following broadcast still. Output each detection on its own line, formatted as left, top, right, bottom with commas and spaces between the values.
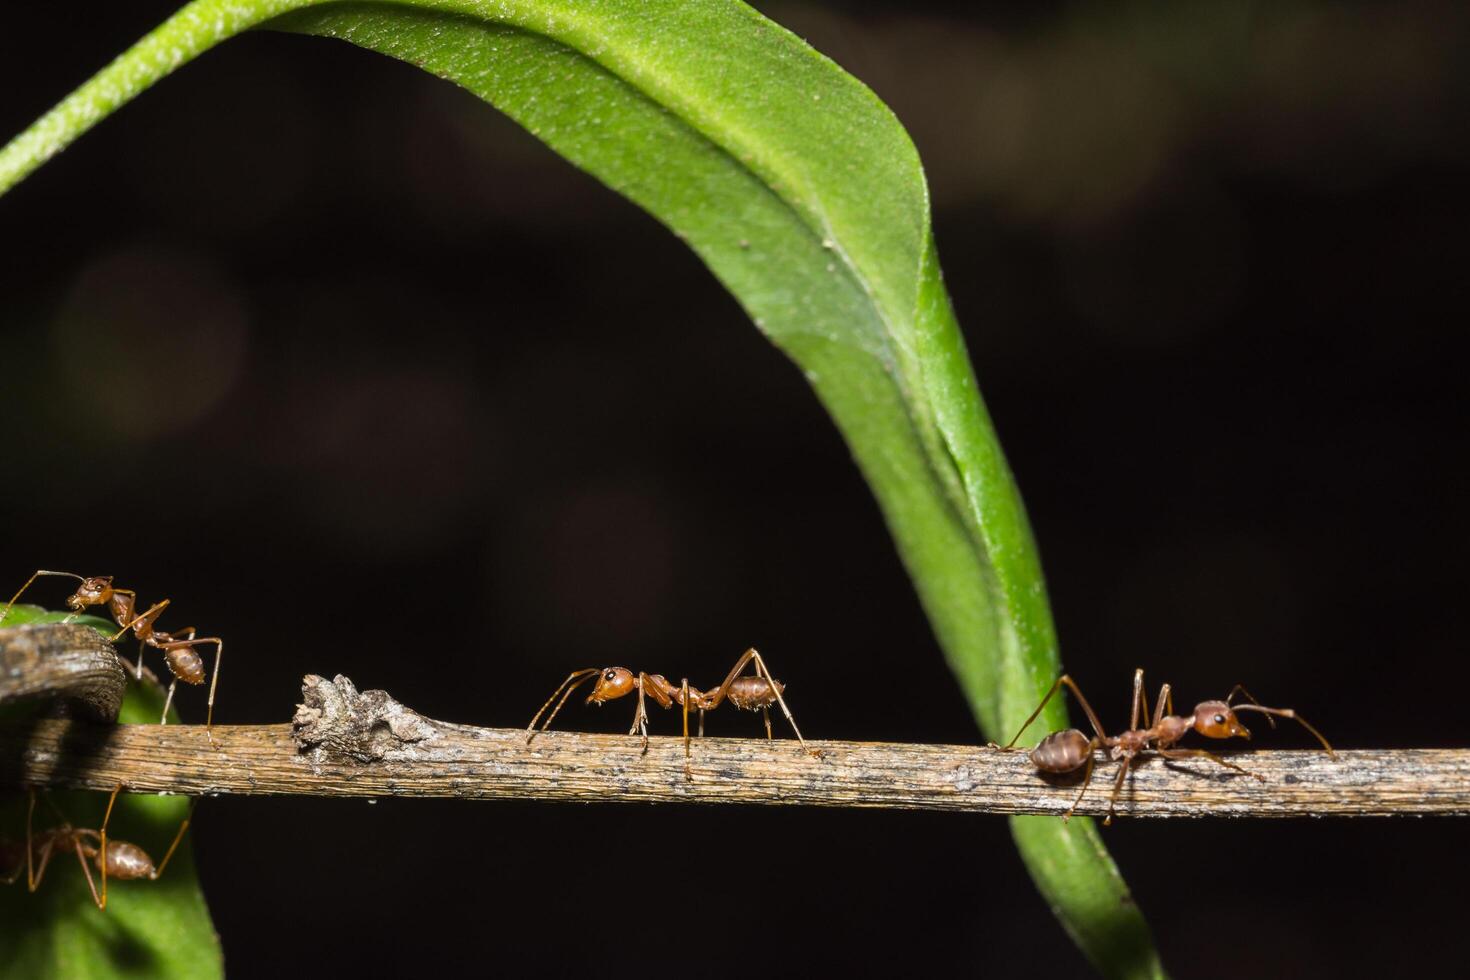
1114, 729, 1150, 756
1153, 714, 1192, 747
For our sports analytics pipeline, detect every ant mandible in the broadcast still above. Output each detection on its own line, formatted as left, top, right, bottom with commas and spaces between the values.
1, 570, 224, 738
1000, 668, 1336, 825
1, 785, 195, 910
526, 647, 820, 769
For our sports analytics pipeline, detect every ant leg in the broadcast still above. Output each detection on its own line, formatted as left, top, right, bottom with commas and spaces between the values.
681, 678, 691, 777
99, 784, 123, 909
149, 798, 196, 881
25, 789, 41, 890
155, 635, 222, 743
1, 570, 84, 625
1003, 675, 1109, 750
702, 648, 816, 754
701, 647, 757, 712
761, 707, 773, 740
631, 673, 676, 755
160, 679, 180, 724
1229, 704, 1335, 757
745, 649, 817, 756
1103, 757, 1134, 826
1156, 747, 1264, 781
526, 669, 600, 742
25, 790, 68, 892
698, 708, 705, 737
113, 599, 167, 643
74, 840, 104, 910
1062, 745, 1101, 821
1131, 669, 1146, 730
1000, 674, 1070, 748
28, 838, 56, 893
629, 678, 650, 753
203, 640, 223, 745
1153, 683, 1173, 727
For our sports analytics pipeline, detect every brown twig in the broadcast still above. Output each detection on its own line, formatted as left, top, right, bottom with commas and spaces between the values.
0, 673, 1466, 818
0, 623, 127, 723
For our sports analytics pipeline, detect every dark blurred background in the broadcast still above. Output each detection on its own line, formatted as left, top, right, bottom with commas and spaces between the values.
3, 1, 1467, 976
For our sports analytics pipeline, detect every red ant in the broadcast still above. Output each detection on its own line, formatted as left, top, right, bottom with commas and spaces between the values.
1000, 668, 1336, 824
0, 786, 195, 910
526, 647, 820, 769
2, 570, 224, 738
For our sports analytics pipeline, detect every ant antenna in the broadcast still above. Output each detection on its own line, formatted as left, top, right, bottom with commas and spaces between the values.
1228, 703, 1336, 757
526, 669, 601, 742
1, 570, 85, 625
1225, 683, 1276, 728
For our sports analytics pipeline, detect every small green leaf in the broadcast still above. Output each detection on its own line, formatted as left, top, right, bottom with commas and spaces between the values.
0, 603, 118, 639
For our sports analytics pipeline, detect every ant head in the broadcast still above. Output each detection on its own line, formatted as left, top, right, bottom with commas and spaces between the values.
587, 667, 636, 704
68, 577, 113, 610
1192, 701, 1251, 741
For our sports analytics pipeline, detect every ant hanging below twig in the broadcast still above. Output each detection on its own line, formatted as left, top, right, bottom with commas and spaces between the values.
526, 647, 821, 771
2, 570, 224, 741
0, 785, 195, 910
999, 668, 1336, 825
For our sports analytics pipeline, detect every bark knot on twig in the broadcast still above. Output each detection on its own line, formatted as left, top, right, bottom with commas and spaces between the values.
292, 674, 439, 762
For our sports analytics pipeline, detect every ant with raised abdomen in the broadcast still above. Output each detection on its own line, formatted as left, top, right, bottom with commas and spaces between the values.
0, 785, 195, 910
1, 570, 224, 739
1000, 668, 1336, 825
526, 647, 821, 769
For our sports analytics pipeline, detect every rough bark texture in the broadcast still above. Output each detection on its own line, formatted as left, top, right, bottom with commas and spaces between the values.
1, 673, 1466, 818
0, 624, 126, 723
2, 628, 1466, 818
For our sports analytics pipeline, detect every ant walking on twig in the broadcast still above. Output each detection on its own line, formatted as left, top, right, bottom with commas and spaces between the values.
999, 668, 1335, 825
2, 570, 224, 738
526, 647, 820, 771
0, 785, 195, 910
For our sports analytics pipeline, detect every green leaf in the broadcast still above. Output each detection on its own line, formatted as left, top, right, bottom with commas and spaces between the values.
0, 604, 119, 640
0, 628, 222, 980
0, 2, 1164, 974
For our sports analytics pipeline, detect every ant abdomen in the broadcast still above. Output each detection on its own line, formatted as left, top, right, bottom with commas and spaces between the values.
102, 840, 155, 880
1030, 729, 1093, 773
726, 675, 783, 711
165, 647, 206, 685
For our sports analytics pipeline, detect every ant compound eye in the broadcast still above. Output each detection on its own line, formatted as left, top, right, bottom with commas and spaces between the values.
1214, 714, 1226, 725
604, 669, 617, 681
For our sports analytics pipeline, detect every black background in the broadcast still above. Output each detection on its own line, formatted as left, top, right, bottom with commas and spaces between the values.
3, 2, 1467, 976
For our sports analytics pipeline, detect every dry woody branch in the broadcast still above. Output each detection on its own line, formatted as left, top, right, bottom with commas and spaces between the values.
1, 627, 1467, 819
